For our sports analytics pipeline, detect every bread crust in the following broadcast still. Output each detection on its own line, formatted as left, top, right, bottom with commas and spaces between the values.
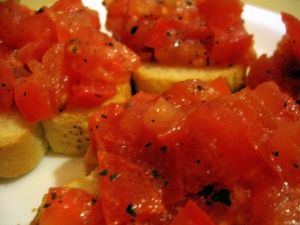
133, 63, 246, 94
0, 113, 48, 178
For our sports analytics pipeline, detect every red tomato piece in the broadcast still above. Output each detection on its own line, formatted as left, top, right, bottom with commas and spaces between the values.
15, 44, 68, 122
282, 12, 300, 64
16, 12, 57, 63
0, 60, 15, 112
170, 201, 216, 225
0, 0, 31, 48
69, 82, 116, 108
47, 0, 100, 42
98, 151, 165, 225
39, 187, 104, 225
246, 12, 300, 99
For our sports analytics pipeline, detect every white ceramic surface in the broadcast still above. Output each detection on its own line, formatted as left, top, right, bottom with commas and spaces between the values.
0, 2, 285, 225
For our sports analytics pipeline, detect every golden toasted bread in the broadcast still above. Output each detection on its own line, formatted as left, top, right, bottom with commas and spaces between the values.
0, 113, 48, 178
133, 64, 245, 94
42, 82, 131, 156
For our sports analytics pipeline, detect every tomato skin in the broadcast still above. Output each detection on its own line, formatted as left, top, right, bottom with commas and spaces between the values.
39, 187, 104, 225
170, 201, 216, 225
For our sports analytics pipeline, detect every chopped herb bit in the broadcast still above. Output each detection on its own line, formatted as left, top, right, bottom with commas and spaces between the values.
110, 173, 119, 181
83, 58, 88, 63
151, 119, 155, 123
43, 203, 51, 208
160, 145, 168, 152
205, 200, 213, 206
72, 46, 79, 53
36, 7, 45, 14
186, 0, 193, 6
163, 180, 169, 186
266, 69, 271, 74
126, 203, 136, 217
23, 92, 27, 96
107, 42, 114, 46
51, 192, 57, 200
58, 105, 66, 112
95, 94, 102, 98
151, 170, 160, 178
296, 99, 300, 105
99, 169, 108, 176
144, 142, 152, 148
211, 189, 231, 206
1, 83, 6, 87
294, 162, 299, 169
130, 26, 139, 35
166, 31, 172, 37
272, 151, 280, 157
95, 125, 99, 129
101, 114, 108, 119
198, 184, 215, 197
91, 198, 97, 205
196, 159, 201, 164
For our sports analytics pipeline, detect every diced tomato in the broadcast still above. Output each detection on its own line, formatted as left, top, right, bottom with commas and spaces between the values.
98, 151, 165, 225
246, 12, 300, 99
282, 12, 300, 64
0, 0, 31, 48
106, 0, 255, 67
15, 44, 68, 122
16, 12, 57, 63
170, 201, 216, 225
197, 0, 243, 30
0, 60, 15, 112
38, 187, 104, 225
48, 0, 100, 42
163, 79, 228, 110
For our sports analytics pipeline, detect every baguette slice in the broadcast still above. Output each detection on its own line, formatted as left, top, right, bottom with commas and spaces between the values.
133, 63, 245, 94
42, 82, 131, 156
0, 113, 48, 178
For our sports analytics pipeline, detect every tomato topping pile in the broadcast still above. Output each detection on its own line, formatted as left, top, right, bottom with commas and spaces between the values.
246, 12, 300, 100
105, 0, 256, 67
39, 78, 300, 225
0, 0, 139, 122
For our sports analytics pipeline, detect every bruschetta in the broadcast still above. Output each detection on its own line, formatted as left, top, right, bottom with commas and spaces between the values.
104, 0, 256, 94
0, 0, 139, 177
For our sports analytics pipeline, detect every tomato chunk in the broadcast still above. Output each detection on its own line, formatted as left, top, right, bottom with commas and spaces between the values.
38, 187, 104, 225
170, 201, 216, 225
98, 151, 165, 225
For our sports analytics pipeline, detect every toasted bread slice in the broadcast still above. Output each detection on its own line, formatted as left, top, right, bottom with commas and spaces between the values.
0, 113, 48, 178
42, 82, 131, 156
133, 63, 245, 94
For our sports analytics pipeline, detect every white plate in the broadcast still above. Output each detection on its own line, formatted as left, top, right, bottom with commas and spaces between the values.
0, 2, 285, 225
